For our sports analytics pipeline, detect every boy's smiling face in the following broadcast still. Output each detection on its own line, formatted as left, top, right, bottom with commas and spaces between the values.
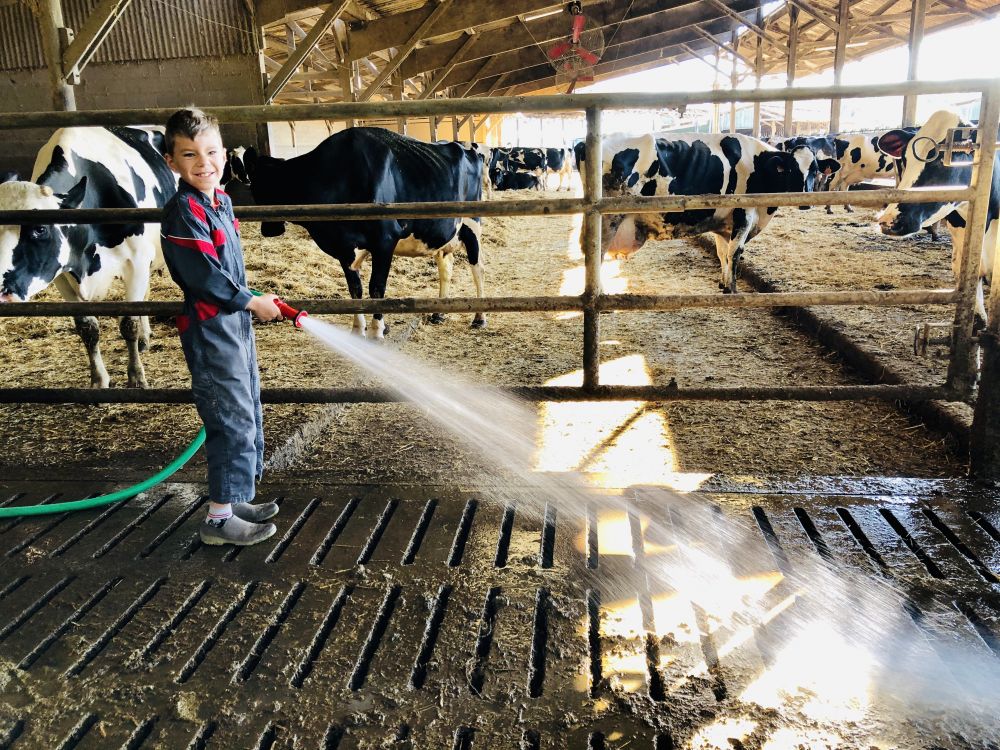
166, 129, 226, 197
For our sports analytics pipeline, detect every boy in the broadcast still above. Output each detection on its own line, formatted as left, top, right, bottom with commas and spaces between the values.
161, 107, 283, 546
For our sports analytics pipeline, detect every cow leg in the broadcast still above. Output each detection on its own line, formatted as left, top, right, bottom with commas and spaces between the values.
844, 204, 855, 213
122, 260, 153, 388
367, 250, 392, 340
75, 316, 111, 388
714, 234, 735, 292
430, 249, 454, 325
338, 257, 366, 336
460, 218, 486, 328
53, 275, 110, 388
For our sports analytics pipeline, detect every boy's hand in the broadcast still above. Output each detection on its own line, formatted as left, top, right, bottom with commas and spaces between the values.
247, 293, 283, 322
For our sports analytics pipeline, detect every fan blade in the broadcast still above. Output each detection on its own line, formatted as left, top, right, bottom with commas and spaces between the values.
547, 41, 571, 59
577, 47, 600, 65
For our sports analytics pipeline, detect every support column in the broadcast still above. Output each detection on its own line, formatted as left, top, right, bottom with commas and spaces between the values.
393, 74, 406, 134
340, 64, 356, 128
752, 8, 764, 137
37, 0, 76, 111
965, 85, 1000, 480
452, 114, 460, 141
582, 106, 603, 391
729, 30, 738, 134
830, 0, 850, 132
784, 4, 799, 136
711, 48, 721, 133
902, 0, 927, 126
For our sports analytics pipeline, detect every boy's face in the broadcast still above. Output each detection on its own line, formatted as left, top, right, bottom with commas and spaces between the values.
166, 129, 226, 196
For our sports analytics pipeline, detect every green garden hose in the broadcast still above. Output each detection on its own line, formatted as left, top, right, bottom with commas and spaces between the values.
0, 428, 206, 518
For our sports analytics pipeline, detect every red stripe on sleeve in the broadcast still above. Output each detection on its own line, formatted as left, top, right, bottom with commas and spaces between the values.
233, 218, 240, 232
211, 228, 225, 247
186, 195, 208, 225
167, 235, 219, 260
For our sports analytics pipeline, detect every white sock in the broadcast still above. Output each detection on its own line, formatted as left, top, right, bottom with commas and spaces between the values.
207, 502, 233, 526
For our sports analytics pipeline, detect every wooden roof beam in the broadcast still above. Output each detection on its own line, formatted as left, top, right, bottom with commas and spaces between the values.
785, 0, 839, 32
703, 0, 788, 54
265, 1, 350, 103
438, 0, 763, 91
349, 0, 566, 58
62, 0, 133, 79
357, 0, 455, 102
418, 31, 479, 99
694, 26, 757, 69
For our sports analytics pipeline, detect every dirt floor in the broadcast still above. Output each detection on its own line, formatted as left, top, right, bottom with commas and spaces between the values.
0, 179, 966, 484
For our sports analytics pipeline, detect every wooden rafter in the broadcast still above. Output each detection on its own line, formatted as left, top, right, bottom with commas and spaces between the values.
62, 0, 133, 78
265, 1, 350, 103
418, 31, 479, 99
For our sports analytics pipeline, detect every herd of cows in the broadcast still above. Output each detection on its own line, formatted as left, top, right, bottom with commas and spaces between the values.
0, 109, 994, 386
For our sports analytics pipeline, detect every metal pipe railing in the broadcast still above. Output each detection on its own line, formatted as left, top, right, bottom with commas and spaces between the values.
0, 384, 957, 405
0, 290, 960, 318
0, 188, 976, 226
0, 78, 996, 129
947, 85, 1000, 398
0, 80, 995, 415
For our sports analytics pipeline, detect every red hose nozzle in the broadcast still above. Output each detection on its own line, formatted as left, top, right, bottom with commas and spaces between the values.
273, 297, 308, 328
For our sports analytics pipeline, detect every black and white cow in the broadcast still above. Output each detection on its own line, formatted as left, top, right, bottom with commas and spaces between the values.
490, 147, 547, 191
0, 126, 176, 387
244, 127, 486, 336
877, 110, 998, 326
573, 140, 586, 170
437, 140, 493, 198
494, 171, 541, 191
598, 133, 820, 292
545, 147, 574, 191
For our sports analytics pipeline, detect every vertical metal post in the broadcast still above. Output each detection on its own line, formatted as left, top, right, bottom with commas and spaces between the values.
393, 74, 406, 135
752, 8, 763, 138
969, 85, 1000, 480
830, 0, 850, 132
582, 106, 603, 391
37, 0, 76, 111
784, 4, 799, 136
902, 0, 927, 127
340, 64, 356, 128
948, 84, 1000, 398
729, 31, 738, 134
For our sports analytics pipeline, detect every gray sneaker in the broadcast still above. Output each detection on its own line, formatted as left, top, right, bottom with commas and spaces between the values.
232, 501, 280, 523
199, 515, 277, 546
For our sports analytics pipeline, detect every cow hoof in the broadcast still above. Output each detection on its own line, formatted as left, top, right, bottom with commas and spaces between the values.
128, 378, 150, 389
470, 318, 487, 329
428, 313, 446, 324
722, 286, 733, 295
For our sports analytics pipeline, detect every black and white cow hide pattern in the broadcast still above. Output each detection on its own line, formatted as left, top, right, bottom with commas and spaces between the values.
600, 133, 819, 293
245, 127, 486, 337
877, 110, 998, 327
0, 126, 176, 387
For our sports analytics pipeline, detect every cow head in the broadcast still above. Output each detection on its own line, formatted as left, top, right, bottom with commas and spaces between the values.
240, 147, 287, 236
876, 110, 968, 237
0, 178, 87, 302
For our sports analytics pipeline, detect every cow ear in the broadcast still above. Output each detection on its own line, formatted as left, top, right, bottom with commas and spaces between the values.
58, 176, 88, 209
817, 158, 841, 176
877, 130, 912, 159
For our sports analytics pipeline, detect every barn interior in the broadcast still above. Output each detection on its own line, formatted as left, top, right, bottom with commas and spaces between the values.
3, 1, 1000, 749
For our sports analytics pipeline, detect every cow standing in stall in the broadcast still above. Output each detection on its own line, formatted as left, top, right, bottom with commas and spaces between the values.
490, 147, 547, 191
244, 127, 487, 336
877, 110, 999, 328
597, 133, 821, 292
0, 127, 177, 387
545, 147, 574, 191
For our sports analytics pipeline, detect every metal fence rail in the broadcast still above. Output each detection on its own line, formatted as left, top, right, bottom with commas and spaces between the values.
1, 78, 998, 417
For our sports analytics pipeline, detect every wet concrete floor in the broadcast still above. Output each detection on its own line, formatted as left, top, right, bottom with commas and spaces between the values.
0, 477, 998, 749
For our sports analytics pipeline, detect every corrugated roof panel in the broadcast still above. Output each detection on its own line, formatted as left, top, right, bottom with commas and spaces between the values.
0, 0, 254, 72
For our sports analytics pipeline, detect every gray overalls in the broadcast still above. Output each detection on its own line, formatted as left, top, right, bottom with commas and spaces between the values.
161, 180, 263, 504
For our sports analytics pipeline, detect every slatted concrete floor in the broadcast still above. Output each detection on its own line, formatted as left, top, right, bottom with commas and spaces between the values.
0, 479, 999, 749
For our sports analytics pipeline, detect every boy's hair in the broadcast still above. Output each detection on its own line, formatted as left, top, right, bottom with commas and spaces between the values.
165, 107, 220, 154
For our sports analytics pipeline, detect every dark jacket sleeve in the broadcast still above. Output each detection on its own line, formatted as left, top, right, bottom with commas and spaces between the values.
160, 201, 252, 313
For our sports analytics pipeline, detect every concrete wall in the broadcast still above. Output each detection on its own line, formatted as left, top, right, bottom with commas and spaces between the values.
1, 56, 265, 177
267, 115, 504, 160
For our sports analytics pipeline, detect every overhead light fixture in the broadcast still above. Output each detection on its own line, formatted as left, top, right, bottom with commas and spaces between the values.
814, 41, 870, 51
523, 7, 563, 22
